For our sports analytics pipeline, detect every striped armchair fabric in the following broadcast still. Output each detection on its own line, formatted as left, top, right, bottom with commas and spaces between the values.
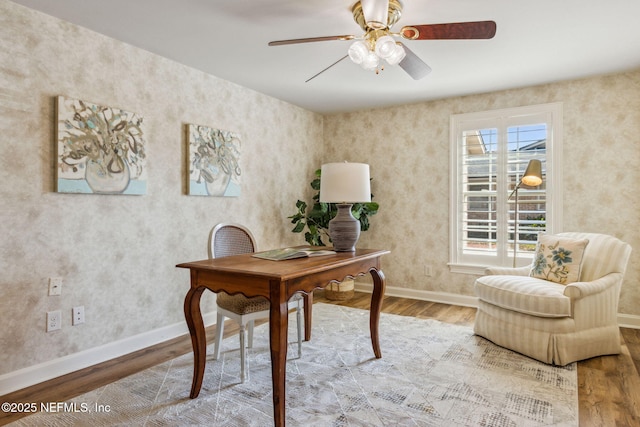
474, 232, 632, 366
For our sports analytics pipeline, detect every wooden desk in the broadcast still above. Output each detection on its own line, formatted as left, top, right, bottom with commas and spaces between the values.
177, 248, 389, 426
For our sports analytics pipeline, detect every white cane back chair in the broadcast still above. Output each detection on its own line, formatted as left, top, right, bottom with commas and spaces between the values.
209, 223, 303, 382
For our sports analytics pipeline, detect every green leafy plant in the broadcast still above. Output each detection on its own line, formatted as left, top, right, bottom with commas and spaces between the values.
288, 169, 379, 246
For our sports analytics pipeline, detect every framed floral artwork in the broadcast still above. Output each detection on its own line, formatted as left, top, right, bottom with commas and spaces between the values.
55, 96, 147, 195
187, 124, 241, 197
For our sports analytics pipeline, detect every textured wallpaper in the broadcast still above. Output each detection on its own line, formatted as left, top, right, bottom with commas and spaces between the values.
1, 0, 639, 380
0, 0, 324, 375
324, 70, 640, 316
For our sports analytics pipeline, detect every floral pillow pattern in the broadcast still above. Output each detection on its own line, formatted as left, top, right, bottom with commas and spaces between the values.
530, 234, 589, 284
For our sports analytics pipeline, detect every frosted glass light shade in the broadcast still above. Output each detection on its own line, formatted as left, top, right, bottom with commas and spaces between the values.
361, 51, 380, 70
320, 162, 371, 203
361, 0, 389, 29
385, 44, 406, 65
348, 41, 369, 64
375, 35, 397, 58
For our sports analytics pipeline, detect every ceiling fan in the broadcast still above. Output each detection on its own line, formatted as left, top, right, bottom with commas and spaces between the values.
268, 0, 496, 82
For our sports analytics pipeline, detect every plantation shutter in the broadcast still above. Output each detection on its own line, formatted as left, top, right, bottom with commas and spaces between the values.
450, 103, 562, 271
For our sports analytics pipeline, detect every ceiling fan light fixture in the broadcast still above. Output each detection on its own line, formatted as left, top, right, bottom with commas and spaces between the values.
374, 35, 397, 58
348, 40, 369, 64
270, 1, 496, 81
384, 43, 406, 65
348, 33, 406, 71
361, 51, 380, 70
361, 0, 390, 30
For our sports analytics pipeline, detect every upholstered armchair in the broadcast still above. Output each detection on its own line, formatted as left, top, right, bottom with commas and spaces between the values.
474, 232, 631, 366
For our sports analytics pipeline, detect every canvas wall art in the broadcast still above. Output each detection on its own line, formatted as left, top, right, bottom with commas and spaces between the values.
187, 124, 241, 197
56, 96, 147, 195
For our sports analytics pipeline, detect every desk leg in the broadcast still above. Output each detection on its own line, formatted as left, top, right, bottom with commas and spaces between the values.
369, 269, 386, 359
184, 286, 206, 398
270, 298, 289, 427
303, 292, 313, 341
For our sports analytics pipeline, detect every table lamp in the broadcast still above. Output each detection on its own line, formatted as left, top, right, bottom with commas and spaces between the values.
509, 159, 543, 267
320, 162, 371, 251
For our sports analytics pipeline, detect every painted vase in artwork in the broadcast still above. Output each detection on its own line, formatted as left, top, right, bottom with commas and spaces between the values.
204, 170, 231, 196
85, 157, 130, 194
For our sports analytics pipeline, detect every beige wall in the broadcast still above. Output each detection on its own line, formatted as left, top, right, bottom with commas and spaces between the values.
2, 0, 639, 381
324, 70, 640, 316
0, 1, 324, 375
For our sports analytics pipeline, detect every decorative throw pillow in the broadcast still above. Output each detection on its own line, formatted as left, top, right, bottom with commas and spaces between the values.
529, 234, 589, 284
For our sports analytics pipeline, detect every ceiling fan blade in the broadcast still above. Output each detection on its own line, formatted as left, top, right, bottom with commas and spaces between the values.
305, 55, 349, 83
398, 43, 431, 80
401, 21, 497, 40
268, 35, 355, 46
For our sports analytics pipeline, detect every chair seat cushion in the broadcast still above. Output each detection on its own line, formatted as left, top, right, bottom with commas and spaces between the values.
217, 292, 270, 315
475, 275, 571, 318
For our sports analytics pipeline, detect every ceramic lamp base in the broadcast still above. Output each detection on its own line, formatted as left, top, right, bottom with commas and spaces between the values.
328, 204, 361, 252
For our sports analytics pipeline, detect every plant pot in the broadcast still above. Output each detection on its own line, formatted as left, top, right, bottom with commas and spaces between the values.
325, 278, 355, 301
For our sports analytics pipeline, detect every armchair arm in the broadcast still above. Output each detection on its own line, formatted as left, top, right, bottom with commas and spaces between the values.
563, 272, 622, 299
484, 265, 531, 276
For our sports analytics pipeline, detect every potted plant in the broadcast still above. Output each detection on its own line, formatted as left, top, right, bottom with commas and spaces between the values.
288, 168, 379, 299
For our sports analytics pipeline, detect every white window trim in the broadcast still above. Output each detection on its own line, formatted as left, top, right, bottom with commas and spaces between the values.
449, 102, 564, 275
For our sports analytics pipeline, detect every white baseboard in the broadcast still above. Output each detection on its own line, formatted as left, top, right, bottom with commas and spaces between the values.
4, 286, 639, 397
0, 312, 217, 396
354, 282, 479, 308
354, 282, 640, 329
617, 313, 640, 329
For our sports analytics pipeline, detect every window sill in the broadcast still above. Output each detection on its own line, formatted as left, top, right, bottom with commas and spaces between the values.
448, 263, 489, 275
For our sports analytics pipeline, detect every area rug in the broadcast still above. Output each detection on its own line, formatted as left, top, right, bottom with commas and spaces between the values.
14, 303, 578, 426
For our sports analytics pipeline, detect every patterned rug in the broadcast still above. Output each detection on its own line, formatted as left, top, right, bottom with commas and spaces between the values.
14, 303, 578, 426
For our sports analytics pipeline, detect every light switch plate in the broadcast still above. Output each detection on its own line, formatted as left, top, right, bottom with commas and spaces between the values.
48, 277, 62, 296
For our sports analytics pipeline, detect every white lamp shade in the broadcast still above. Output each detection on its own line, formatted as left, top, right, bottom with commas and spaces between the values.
348, 41, 369, 65
375, 35, 397, 58
320, 162, 371, 203
384, 43, 406, 65
361, 51, 380, 70
361, 0, 389, 29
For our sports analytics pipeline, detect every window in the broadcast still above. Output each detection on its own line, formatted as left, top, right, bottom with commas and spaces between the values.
449, 103, 563, 274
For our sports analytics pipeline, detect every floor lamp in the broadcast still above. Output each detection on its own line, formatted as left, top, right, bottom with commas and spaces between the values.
508, 159, 543, 267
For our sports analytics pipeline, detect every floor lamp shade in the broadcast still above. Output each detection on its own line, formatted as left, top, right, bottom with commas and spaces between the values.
320, 163, 371, 252
521, 159, 543, 187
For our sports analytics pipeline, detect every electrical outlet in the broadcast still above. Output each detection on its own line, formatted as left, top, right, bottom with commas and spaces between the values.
72, 306, 85, 325
48, 277, 62, 296
46, 310, 62, 332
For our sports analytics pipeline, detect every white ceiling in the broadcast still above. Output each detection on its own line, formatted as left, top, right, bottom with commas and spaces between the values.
10, 0, 640, 114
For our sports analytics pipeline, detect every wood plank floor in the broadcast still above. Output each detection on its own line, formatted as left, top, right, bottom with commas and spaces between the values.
1, 291, 639, 426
